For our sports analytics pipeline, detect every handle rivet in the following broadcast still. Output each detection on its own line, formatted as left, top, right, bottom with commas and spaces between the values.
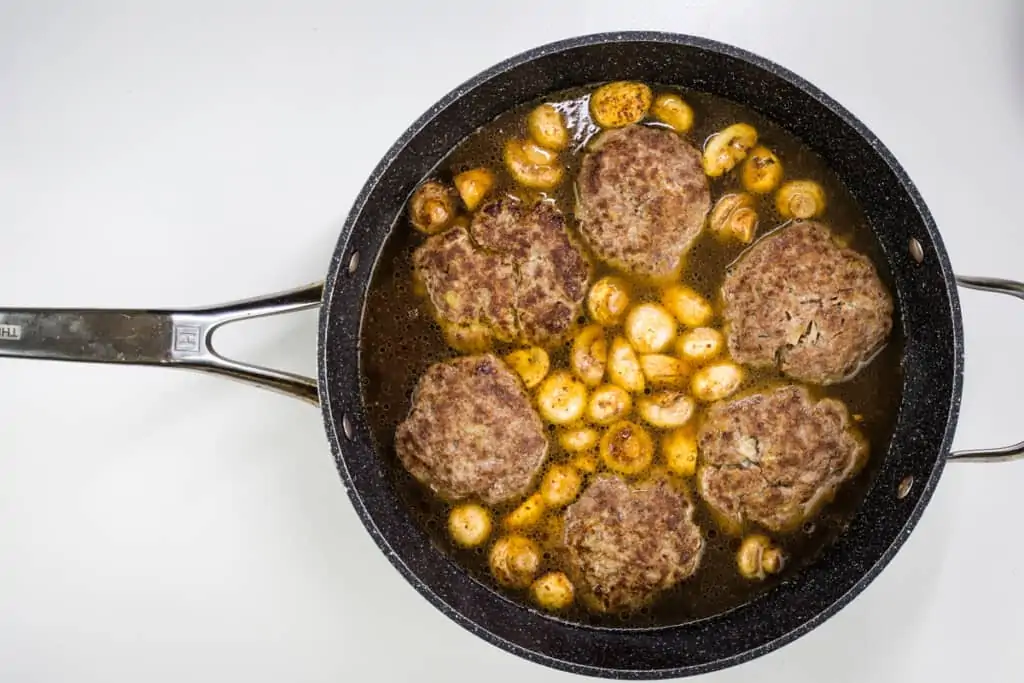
909, 238, 924, 264
897, 475, 914, 499
348, 251, 360, 275
342, 413, 354, 440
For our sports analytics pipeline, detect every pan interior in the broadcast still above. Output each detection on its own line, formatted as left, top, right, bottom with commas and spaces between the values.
359, 84, 904, 628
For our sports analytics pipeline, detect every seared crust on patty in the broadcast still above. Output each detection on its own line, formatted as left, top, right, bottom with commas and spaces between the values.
563, 476, 704, 612
721, 221, 893, 384
576, 125, 711, 280
413, 198, 590, 348
395, 354, 548, 504
696, 385, 867, 532
472, 199, 590, 346
414, 226, 519, 342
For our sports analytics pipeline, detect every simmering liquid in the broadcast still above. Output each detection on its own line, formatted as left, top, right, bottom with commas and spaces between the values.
359, 85, 903, 627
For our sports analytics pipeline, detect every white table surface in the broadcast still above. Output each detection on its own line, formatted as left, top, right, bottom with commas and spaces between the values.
1, 1, 1022, 681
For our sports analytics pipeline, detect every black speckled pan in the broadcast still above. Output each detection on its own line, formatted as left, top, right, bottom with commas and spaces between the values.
1, 32, 1021, 679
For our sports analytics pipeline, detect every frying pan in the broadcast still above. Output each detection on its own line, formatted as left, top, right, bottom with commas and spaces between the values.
1, 32, 1021, 679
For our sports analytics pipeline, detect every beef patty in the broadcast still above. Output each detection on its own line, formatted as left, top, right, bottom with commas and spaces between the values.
696, 385, 867, 533
413, 226, 519, 342
721, 221, 893, 384
413, 198, 590, 348
575, 124, 711, 280
394, 354, 548, 505
563, 476, 704, 612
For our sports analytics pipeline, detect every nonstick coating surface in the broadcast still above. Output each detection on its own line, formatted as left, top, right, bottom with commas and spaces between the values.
316, 33, 963, 678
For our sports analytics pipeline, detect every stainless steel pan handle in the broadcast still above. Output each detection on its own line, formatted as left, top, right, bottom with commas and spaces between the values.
948, 276, 1024, 462
0, 283, 322, 405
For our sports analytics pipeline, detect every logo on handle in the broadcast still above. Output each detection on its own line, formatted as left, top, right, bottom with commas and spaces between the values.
0, 324, 22, 340
173, 325, 201, 353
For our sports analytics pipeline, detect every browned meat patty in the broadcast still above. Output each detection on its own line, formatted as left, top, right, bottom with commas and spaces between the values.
563, 476, 704, 612
413, 226, 519, 342
575, 124, 711, 280
394, 354, 548, 504
413, 198, 590, 347
721, 221, 894, 384
471, 199, 590, 346
696, 385, 867, 533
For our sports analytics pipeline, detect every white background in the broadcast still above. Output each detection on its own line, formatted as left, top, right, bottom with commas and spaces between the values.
1, 1, 1022, 681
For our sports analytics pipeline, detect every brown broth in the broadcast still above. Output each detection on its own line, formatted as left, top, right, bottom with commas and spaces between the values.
359, 85, 903, 627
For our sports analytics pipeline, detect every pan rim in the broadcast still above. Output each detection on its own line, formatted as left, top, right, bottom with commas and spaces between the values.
317, 30, 964, 678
